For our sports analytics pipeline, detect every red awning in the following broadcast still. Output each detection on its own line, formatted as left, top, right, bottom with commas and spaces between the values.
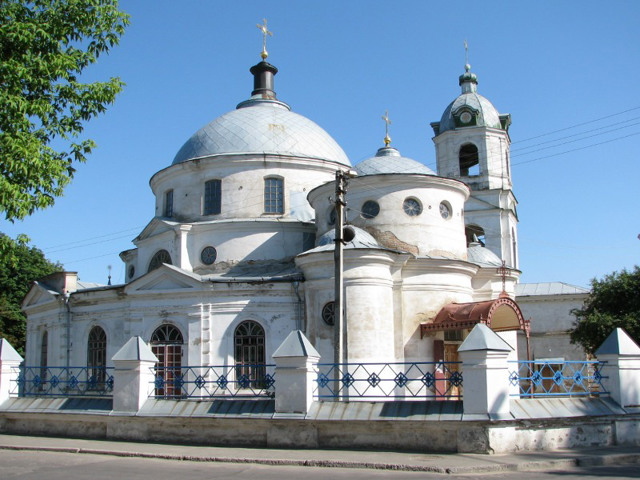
420, 295, 530, 338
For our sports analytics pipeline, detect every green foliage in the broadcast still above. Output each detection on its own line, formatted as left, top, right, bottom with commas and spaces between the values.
0, 0, 129, 221
0, 233, 62, 354
571, 266, 640, 355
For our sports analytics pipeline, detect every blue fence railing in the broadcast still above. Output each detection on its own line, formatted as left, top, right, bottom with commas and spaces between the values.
509, 360, 607, 397
13, 366, 114, 397
151, 365, 276, 399
314, 362, 462, 400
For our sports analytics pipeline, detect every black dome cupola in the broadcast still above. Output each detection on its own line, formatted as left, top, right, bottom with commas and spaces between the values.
250, 61, 278, 99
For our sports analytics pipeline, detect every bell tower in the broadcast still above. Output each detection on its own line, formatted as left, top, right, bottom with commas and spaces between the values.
430, 62, 518, 269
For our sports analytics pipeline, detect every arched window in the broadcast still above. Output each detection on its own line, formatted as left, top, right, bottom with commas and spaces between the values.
204, 179, 221, 215
459, 143, 479, 176
465, 225, 486, 247
87, 326, 107, 389
39, 331, 48, 389
234, 321, 265, 388
151, 324, 183, 397
148, 249, 172, 273
264, 177, 284, 214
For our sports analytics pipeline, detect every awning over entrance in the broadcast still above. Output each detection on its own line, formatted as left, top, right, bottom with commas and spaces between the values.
420, 295, 530, 338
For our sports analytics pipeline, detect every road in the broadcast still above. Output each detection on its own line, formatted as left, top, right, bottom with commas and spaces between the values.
0, 449, 639, 480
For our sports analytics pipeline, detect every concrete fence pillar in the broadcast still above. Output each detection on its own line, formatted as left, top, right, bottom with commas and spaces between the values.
595, 328, 640, 411
112, 336, 158, 413
458, 324, 513, 417
272, 330, 320, 414
0, 339, 23, 405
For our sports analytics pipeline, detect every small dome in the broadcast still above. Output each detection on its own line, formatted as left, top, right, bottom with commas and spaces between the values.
354, 146, 434, 175
436, 65, 503, 135
316, 227, 379, 249
467, 243, 502, 267
172, 60, 350, 167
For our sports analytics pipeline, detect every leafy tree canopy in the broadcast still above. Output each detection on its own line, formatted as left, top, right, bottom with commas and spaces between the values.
0, 0, 129, 221
570, 266, 640, 355
0, 233, 62, 355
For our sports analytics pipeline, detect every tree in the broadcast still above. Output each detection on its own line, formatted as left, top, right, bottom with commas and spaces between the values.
0, 234, 62, 355
570, 266, 640, 355
0, 0, 129, 221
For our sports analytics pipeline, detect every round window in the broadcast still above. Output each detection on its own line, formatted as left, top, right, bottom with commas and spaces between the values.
200, 246, 217, 265
439, 201, 452, 220
361, 200, 380, 219
321, 301, 335, 326
403, 197, 422, 216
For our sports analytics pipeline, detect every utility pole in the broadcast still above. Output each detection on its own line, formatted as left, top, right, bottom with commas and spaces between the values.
333, 169, 357, 368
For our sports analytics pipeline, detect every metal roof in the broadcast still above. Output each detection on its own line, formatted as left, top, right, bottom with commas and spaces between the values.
515, 282, 589, 297
354, 146, 434, 176
171, 102, 350, 167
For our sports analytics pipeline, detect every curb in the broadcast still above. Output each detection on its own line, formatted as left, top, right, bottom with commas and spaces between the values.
1, 444, 640, 474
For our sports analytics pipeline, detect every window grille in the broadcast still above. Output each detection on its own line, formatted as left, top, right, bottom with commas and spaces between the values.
87, 326, 107, 388
264, 177, 283, 214
234, 321, 266, 388
151, 324, 184, 397
204, 179, 221, 215
164, 190, 174, 218
148, 250, 172, 273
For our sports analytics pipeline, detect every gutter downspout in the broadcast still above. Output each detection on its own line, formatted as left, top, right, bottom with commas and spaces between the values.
292, 281, 304, 331
63, 292, 71, 371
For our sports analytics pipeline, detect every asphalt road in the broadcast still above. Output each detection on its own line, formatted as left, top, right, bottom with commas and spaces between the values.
1, 449, 639, 480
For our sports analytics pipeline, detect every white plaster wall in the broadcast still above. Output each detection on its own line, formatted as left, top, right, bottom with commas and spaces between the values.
309, 175, 470, 259
516, 294, 588, 361
434, 127, 511, 191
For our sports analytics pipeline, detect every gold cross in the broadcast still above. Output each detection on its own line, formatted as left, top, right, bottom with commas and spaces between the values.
257, 18, 273, 60
382, 110, 392, 146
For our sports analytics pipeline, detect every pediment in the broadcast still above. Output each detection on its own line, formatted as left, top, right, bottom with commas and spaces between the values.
134, 217, 178, 242
22, 282, 59, 309
124, 264, 203, 294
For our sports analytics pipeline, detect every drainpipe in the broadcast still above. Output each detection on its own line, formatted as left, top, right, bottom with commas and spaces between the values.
63, 291, 71, 371
292, 281, 304, 331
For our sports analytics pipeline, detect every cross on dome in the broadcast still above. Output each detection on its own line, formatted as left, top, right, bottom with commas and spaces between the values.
382, 110, 392, 146
257, 18, 273, 60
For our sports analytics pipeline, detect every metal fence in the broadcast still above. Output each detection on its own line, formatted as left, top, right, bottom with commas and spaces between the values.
151, 364, 276, 399
13, 366, 114, 397
509, 360, 607, 397
314, 362, 463, 400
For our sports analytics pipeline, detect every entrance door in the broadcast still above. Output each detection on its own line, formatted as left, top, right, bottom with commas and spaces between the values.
151, 324, 183, 397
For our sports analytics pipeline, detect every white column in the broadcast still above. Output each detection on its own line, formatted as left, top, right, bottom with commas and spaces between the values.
596, 328, 640, 410
0, 339, 23, 405
458, 324, 513, 417
273, 330, 320, 414
112, 336, 158, 413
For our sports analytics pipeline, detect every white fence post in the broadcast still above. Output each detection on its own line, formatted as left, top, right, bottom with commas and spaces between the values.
0, 339, 23, 405
273, 330, 320, 414
596, 328, 640, 411
458, 324, 513, 417
112, 336, 158, 413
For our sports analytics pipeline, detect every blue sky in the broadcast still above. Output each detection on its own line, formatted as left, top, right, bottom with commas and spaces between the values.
3, 1, 639, 288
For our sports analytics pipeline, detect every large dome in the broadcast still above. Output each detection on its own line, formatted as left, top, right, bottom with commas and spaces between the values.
354, 146, 434, 175
172, 60, 350, 167
172, 101, 350, 166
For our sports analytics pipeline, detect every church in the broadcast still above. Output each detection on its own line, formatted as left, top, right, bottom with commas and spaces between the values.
20, 39, 587, 389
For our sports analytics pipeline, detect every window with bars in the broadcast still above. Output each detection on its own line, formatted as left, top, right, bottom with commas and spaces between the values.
264, 177, 284, 214
234, 321, 266, 388
87, 326, 107, 388
204, 179, 221, 215
151, 324, 184, 397
148, 249, 172, 273
164, 189, 174, 218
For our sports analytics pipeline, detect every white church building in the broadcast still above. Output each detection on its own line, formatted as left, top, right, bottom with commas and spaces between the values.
21, 49, 586, 389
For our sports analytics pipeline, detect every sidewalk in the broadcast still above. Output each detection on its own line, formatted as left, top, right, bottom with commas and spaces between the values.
0, 433, 639, 474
